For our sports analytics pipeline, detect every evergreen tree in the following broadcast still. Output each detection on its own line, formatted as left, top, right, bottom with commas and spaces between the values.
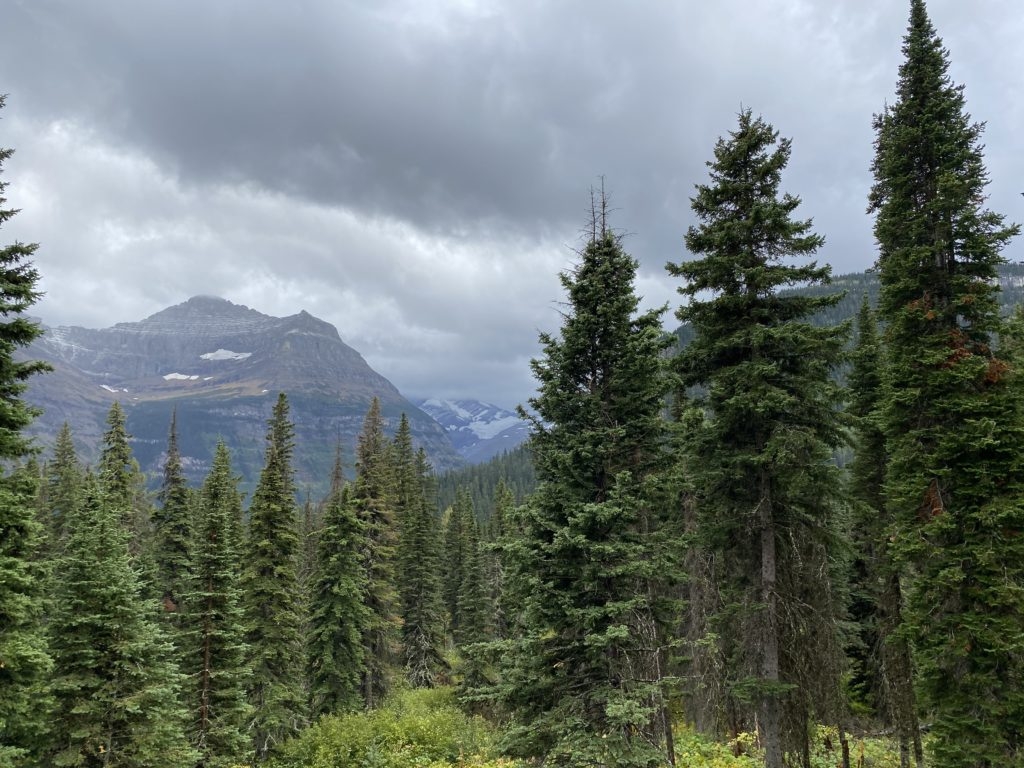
153, 409, 194, 670
485, 479, 514, 640
847, 296, 922, 767
44, 422, 81, 550
48, 476, 195, 767
307, 446, 369, 717
241, 393, 307, 759
98, 401, 153, 565
443, 489, 470, 635
668, 111, 849, 768
0, 94, 54, 766
870, 3, 1024, 764
185, 441, 252, 767
498, 201, 675, 767
350, 397, 401, 708
394, 419, 446, 688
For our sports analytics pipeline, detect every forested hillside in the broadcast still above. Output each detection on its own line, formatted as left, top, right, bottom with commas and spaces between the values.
4, 3, 1024, 767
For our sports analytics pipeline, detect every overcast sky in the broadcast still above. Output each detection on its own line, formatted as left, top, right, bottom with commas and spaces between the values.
1, 0, 1022, 409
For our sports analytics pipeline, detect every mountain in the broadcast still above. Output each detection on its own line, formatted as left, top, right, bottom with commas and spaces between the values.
22, 296, 463, 496
413, 398, 530, 464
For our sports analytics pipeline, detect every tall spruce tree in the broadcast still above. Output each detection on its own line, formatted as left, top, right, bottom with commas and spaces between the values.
98, 401, 153, 567
307, 446, 369, 717
0, 93, 54, 766
668, 111, 849, 768
394, 419, 446, 688
443, 489, 470, 635
154, 409, 193, 612
241, 393, 307, 759
870, 3, 1024, 764
498, 200, 675, 767
49, 475, 195, 767
44, 423, 81, 552
350, 397, 401, 708
185, 441, 252, 767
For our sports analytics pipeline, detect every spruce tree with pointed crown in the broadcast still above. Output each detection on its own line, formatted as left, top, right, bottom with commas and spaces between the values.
668, 110, 848, 768
870, 3, 1024, 764
185, 441, 252, 767
242, 393, 307, 760
351, 396, 401, 708
307, 444, 369, 716
0, 93, 54, 766
394, 417, 446, 688
498, 196, 675, 767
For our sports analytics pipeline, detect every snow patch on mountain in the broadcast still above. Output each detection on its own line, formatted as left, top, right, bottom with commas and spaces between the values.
415, 398, 529, 463
164, 373, 200, 381
200, 349, 252, 361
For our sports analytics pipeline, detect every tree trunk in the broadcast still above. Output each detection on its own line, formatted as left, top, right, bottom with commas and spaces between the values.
760, 492, 783, 768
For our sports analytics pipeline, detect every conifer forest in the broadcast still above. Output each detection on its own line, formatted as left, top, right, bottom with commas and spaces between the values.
3, 3, 1024, 767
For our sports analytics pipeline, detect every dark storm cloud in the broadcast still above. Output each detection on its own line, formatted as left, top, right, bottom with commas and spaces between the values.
1, 0, 1021, 407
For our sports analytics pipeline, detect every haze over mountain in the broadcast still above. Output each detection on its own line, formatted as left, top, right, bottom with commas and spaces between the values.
23, 296, 463, 495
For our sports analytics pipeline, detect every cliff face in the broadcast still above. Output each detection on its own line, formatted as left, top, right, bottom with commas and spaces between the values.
24, 296, 462, 496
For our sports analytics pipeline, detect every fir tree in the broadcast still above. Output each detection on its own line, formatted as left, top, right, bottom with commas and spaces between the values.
394, 419, 446, 688
668, 111, 849, 768
185, 441, 252, 767
870, 2, 1024, 764
44, 422, 81, 550
351, 397, 401, 708
48, 476, 195, 767
0, 93, 54, 766
98, 401, 153, 564
241, 393, 307, 759
443, 489, 470, 635
153, 409, 193, 668
307, 446, 369, 717
499, 199, 675, 767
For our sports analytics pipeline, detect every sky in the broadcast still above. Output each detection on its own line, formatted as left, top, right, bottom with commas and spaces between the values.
1, 0, 1022, 410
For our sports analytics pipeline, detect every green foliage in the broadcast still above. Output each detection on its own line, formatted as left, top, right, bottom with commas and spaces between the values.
242, 393, 308, 759
186, 441, 253, 767
394, 421, 446, 689
669, 110, 849, 766
351, 397, 401, 708
0, 95, 54, 765
871, 3, 1024, 764
48, 476, 195, 767
436, 446, 535, 523
153, 409, 194, 613
497, 203, 675, 767
0, 469, 53, 766
270, 688, 502, 768
307, 450, 370, 716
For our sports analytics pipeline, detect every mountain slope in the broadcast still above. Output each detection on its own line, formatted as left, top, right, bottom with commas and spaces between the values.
23, 297, 462, 495
413, 398, 529, 464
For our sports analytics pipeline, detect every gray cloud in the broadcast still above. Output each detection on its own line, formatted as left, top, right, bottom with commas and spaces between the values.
2, 0, 1022, 409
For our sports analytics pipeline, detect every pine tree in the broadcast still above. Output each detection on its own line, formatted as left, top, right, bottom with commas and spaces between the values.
486, 479, 513, 640
307, 446, 369, 717
668, 111, 849, 768
185, 441, 252, 767
350, 396, 401, 708
241, 393, 307, 759
498, 199, 675, 767
870, 3, 1024, 764
48, 475, 195, 767
394, 419, 446, 688
0, 94, 54, 766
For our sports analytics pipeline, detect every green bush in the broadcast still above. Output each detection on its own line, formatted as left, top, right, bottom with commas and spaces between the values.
270, 688, 510, 768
